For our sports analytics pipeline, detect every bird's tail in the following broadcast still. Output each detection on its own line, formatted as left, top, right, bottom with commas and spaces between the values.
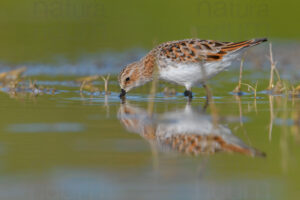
221, 38, 268, 53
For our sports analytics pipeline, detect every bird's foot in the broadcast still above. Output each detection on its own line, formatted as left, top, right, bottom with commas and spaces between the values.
184, 90, 193, 99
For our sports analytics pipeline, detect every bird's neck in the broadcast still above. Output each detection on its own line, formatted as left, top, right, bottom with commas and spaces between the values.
141, 51, 157, 80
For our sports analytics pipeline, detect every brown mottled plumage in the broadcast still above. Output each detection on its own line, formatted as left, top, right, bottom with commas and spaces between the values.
163, 134, 256, 156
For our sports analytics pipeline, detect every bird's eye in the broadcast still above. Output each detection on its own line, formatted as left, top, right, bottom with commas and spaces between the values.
125, 77, 130, 82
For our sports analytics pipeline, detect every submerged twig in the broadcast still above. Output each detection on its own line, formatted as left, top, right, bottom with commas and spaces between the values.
241, 82, 258, 99
163, 87, 176, 97
148, 63, 159, 116
199, 61, 219, 128
280, 97, 289, 173
267, 43, 283, 93
101, 74, 111, 95
236, 96, 252, 145
290, 84, 300, 99
77, 75, 100, 93
233, 57, 245, 95
0, 66, 27, 82
268, 43, 275, 90
203, 84, 219, 128
268, 95, 274, 141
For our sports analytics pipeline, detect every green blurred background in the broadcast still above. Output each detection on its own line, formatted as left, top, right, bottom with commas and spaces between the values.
1, 1, 300, 199
0, 0, 298, 63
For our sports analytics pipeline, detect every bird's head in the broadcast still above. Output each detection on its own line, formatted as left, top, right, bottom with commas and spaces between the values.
118, 61, 152, 97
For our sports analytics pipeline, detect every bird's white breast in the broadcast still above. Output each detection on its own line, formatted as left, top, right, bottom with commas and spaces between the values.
157, 54, 238, 89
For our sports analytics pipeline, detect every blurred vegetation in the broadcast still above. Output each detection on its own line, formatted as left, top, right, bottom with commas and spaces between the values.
0, 0, 299, 63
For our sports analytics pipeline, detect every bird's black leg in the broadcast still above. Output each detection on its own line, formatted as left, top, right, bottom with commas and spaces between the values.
202, 96, 209, 111
184, 90, 193, 99
202, 84, 210, 102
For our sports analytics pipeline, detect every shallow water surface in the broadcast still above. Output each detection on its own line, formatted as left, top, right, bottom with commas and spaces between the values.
0, 65, 300, 200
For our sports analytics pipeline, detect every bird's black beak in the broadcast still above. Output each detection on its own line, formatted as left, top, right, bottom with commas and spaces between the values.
119, 89, 126, 98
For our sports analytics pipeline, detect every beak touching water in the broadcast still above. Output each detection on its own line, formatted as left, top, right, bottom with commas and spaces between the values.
119, 89, 126, 98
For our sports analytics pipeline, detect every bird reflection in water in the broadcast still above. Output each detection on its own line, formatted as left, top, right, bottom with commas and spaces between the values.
118, 102, 265, 157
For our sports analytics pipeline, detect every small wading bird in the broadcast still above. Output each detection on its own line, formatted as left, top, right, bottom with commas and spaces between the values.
119, 38, 267, 99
